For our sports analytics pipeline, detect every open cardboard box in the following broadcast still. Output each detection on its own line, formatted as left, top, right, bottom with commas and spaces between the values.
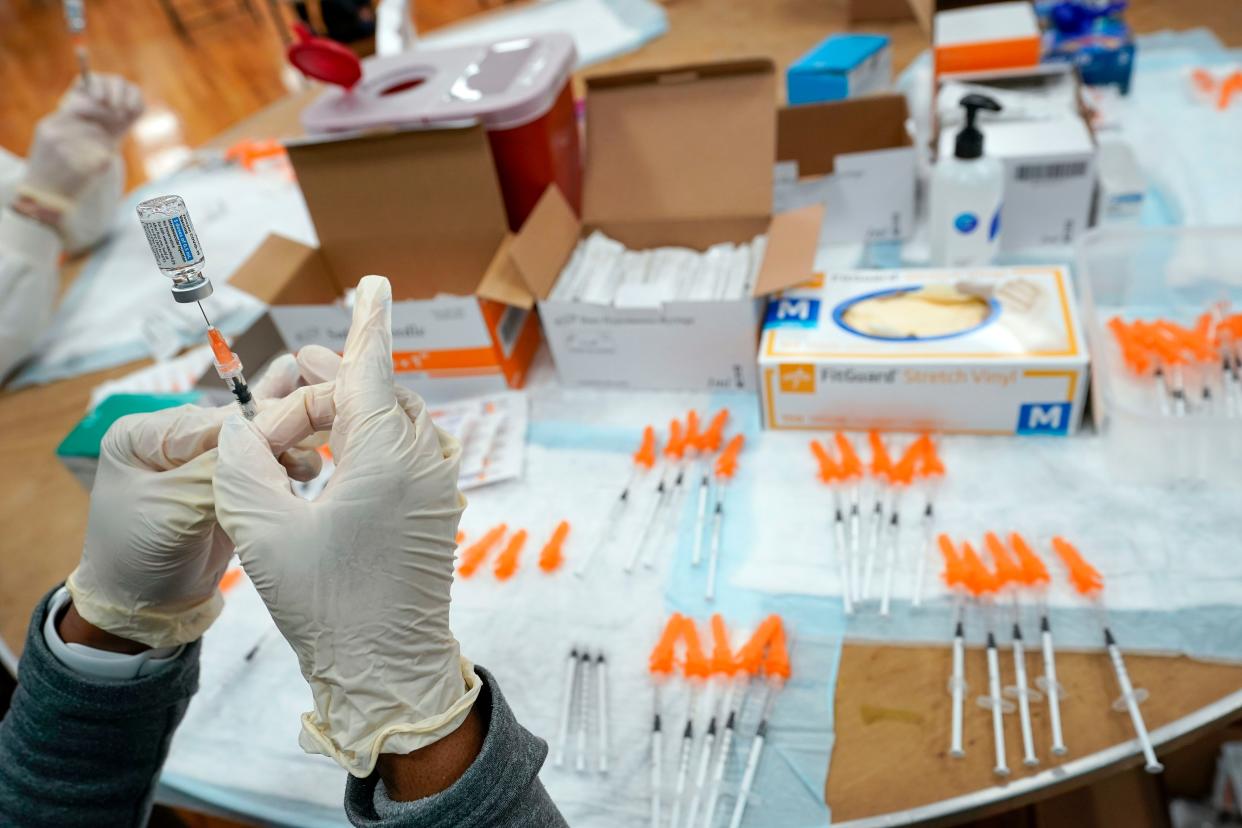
775, 94, 916, 245
227, 123, 542, 403
508, 59, 823, 392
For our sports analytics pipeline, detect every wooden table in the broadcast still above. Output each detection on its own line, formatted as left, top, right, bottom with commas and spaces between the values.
4, 1, 1242, 824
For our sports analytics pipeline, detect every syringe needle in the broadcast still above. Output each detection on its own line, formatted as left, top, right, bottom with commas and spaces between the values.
949, 616, 966, 758
197, 300, 212, 327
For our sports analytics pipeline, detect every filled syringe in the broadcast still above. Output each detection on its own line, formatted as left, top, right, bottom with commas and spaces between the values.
63, 0, 90, 89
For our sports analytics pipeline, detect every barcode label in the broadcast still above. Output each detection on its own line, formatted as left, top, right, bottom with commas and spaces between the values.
497, 306, 527, 358
1015, 162, 1088, 181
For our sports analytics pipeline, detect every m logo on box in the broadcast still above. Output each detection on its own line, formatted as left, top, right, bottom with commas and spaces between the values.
765, 298, 821, 328
1017, 402, 1071, 435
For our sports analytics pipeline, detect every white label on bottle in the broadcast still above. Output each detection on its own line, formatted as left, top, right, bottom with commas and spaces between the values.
141, 213, 203, 270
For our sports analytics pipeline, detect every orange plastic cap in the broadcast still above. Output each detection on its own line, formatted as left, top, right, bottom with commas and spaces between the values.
984, 532, 1022, 587
833, 432, 864, 479
633, 426, 658, 469
493, 529, 528, 581
938, 534, 963, 588
868, 430, 894, 480
715, 434, 745, 479
709, 613, 739, 675
684, 410, 702, 452
665, 419, 687, 460
810, 440, 840, 484
1008, 532, 1050, 586
736, 616, 780, 674
537, 521, 571, 573
457, 523, 507, 578
1051, 536, 1104, 596
702, 409, 730, 452
648, 613, 684, 675
763, 621, 792, 681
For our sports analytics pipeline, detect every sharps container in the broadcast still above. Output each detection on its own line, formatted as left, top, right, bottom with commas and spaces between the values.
299, 33, 581, 230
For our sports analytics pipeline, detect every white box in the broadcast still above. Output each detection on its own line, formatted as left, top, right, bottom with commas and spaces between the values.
516, 59, 822, 393
758, 265, 1090, 435
266, 296, 532, 403
939, 116, 1096, 252
538, 299, 760, 390
776, 95, 916, 245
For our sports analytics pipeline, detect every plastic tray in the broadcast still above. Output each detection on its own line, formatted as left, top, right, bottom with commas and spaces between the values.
1076, 226, 1242, 486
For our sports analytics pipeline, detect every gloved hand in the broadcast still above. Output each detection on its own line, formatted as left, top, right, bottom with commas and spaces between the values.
66, 354, 325, 649
17, 75, 143, 214
215, 275, 477, 778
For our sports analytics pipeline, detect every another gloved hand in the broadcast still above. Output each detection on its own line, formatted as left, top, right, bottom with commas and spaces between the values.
66, 354, 325, 649
17, 75, 143, 214
215, 275, 477, 778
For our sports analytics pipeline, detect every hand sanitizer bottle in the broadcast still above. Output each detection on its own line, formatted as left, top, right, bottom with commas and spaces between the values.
929, 93, 1003, 267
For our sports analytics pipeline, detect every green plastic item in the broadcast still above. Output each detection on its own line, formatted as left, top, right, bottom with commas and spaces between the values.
56, 393, 202, 459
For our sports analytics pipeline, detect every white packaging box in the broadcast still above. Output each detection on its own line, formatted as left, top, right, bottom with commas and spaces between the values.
267, 296, 533, 403
758, 265, 1090, 435
775, 95, 916, 245
938, 116, 1097, 253
516, 59, 822, 393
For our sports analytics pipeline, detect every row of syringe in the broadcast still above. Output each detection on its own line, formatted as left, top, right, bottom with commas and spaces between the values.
1109, 308, 1242, 417
939, 532, 1162, 777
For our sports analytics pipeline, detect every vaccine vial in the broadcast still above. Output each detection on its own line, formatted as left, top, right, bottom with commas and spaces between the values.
136, 194, 213, 303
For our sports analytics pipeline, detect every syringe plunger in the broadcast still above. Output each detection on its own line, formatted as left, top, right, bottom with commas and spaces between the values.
136, 195, 213, 303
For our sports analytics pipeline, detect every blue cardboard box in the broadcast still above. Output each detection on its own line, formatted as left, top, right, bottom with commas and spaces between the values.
786, 34, 891, 105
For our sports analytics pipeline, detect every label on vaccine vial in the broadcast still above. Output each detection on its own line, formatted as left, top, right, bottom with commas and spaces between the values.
142, 214, 203, 270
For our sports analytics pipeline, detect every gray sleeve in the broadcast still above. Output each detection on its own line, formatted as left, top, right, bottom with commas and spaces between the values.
0, 586, 200, 828
345, 666, 567, 828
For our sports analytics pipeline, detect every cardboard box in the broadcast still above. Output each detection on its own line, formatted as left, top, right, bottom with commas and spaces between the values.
933, 2, 1041, 78
847, 0, 933, 32
510, 59, 822, 392
786, 34, 892, 105
775, 94, 916, 245
758, 265, 1089, 435
228, 124, 543, 403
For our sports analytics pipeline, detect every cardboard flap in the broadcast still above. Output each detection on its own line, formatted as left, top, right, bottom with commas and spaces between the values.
753, 205, 824, 296
285, 125, 508, 301
583, 59, 776, 227
476, 235, 535, 310
778, 95, 912, 177
510, 186, 581, 301
228, 234, 339, 305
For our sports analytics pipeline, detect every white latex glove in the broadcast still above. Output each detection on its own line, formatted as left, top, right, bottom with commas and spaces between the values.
66, 354, 324, 649
214, 275, 477, 778
18, 75, 143, 213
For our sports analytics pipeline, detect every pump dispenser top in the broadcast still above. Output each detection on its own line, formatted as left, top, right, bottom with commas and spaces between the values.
954, 94, 1002, 160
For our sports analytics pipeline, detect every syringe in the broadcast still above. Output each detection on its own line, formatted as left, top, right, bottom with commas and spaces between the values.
63, 0, 90, 90
207, 326, 258, 420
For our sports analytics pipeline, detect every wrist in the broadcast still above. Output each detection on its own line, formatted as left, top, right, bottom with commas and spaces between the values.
10, 191, 67, 230
377, 698, 484, 801
58, 602, 150, 655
